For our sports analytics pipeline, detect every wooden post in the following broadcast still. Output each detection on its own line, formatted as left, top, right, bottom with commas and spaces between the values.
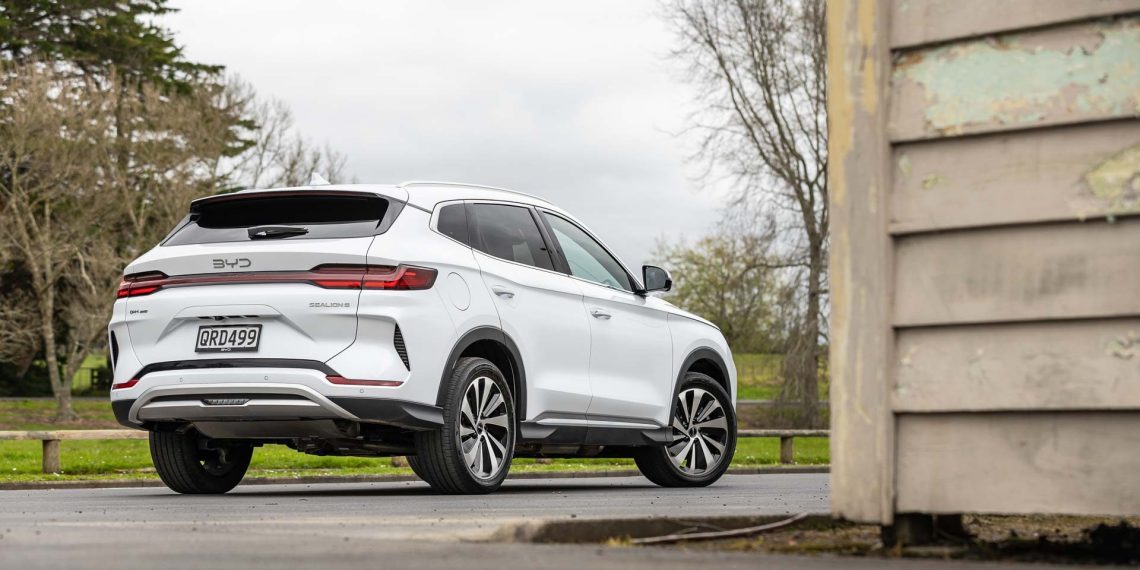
42, 439, 61, 474
779, 436, 795, 464
826, 0, 895, 525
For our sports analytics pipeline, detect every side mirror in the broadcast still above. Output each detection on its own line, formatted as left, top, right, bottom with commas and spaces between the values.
641, 265, 672, 294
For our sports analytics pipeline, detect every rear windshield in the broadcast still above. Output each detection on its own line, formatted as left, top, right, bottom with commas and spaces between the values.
164, 194, 391, 246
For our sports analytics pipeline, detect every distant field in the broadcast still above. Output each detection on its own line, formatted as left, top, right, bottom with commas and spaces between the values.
70, 353, 108, 393
734, 353, 828, 401
0, 399, 117, 431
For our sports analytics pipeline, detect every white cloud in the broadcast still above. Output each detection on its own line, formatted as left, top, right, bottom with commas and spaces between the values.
168, 0, 729, 266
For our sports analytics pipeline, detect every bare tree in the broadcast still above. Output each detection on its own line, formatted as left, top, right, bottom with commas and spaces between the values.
220, 77, 349, 189
654, 215, 796, 353
666, 0, 827, 425
0, 64, 117, 419
0, 64, 238, 419
0, 62, 353, 419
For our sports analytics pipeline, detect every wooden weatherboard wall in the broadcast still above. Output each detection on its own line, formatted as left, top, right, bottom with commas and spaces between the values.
828, 0, 1140, 524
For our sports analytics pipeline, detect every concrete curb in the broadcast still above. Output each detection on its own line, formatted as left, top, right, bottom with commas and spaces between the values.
0, 465, 828, 491
492, 513, 835, 544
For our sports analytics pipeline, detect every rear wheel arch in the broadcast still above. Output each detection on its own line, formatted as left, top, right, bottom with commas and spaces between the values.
437, 326, 527, 420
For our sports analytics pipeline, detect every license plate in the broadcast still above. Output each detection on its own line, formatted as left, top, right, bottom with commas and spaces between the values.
195, 325, 262, 353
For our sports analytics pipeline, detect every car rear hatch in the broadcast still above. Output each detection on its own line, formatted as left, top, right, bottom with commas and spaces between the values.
119, 189, 406, 369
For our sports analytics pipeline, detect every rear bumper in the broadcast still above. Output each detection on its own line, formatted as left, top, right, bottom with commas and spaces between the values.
110, 363, 442, 432
112, 394, 441, 432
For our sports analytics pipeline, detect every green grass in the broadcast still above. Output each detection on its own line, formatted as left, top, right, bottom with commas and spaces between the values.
734, 353, 829, 401
0, 437, 828, 484
735, 353, 782, 400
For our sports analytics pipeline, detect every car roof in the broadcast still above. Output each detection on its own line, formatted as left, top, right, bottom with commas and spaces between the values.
223, 181, 557, 212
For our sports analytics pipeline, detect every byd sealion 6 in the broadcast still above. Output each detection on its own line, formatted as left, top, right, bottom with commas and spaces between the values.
109, 181, 737, 494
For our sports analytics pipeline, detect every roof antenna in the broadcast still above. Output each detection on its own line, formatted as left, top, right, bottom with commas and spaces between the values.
309, 172, 330, 186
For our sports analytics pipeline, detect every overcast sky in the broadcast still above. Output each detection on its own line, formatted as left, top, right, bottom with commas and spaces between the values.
167, 1, 729, 267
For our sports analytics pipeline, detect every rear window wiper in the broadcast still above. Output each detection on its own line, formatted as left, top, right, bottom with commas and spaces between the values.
247, 226, 309, 240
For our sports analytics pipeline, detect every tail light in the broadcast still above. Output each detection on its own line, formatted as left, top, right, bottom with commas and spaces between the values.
114, 265, 437, 299
312, 265, 437, 290
364, 265, 436, 290
117, 272, 167, 298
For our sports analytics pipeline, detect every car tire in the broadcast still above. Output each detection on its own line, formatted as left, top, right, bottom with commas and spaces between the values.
414, 357, 516, 494
149, 430, 253, 494
635, 372, 736, 488
406, 454, 430, 481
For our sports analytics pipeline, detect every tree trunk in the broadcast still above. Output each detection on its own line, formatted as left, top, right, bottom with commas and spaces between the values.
778, 238, 823, 428
38, 288, 77, 422
801, 238, 824, 426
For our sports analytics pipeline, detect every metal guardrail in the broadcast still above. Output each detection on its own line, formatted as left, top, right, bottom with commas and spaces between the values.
0, 428, 830, 474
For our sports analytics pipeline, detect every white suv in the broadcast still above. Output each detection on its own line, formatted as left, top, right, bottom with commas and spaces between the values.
109, 181, 737, 494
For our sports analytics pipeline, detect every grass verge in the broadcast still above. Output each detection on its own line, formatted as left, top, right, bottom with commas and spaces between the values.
0, 436, 828, 484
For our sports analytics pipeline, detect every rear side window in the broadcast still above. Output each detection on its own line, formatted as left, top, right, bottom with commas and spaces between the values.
165, 194, 390, 246
437, 203, 469, 245
470, 204, 555, 271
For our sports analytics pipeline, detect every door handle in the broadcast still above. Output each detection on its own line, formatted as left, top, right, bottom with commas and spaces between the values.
491, 286, 515, 299
590, 308, 612, 319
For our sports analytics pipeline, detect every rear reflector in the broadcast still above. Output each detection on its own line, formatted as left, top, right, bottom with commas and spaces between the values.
115, 264, 437, 298
326, 375, 403, 387
111, 378, 140, 390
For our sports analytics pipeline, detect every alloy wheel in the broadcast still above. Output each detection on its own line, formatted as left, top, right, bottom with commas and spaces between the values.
667, 387, 729, 475
458, 376, 511, 480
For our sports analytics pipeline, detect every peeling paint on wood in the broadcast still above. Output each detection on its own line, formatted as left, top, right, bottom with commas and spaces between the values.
1085, 143, 1140, 217
890, 17, 1140, 141
919, 174, 943, 189
835, 0, 1140, 525
890, 121, 1140, 233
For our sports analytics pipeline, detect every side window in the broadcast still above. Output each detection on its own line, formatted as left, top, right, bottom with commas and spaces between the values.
437, 203, 469, 245
541, 212, 633, 292
470, 204, 555, 271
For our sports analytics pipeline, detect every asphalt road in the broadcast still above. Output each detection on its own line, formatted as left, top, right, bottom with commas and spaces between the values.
0, 474, 1052, 569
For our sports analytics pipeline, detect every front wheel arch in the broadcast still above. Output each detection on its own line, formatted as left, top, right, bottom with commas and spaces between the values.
675, 347, 731, 402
